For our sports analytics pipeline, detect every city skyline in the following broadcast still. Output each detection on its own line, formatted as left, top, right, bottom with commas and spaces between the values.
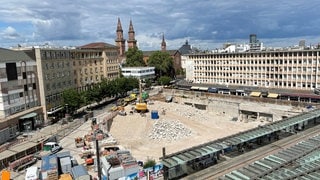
1, 0, 320, 50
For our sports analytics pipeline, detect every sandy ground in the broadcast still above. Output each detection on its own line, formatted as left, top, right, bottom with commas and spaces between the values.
109, 100, 266, 163
9, 94, 301, 179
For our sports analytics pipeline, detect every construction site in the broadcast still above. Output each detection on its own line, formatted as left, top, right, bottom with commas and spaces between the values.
3, 86, 315, 179
107, 87, 306, 164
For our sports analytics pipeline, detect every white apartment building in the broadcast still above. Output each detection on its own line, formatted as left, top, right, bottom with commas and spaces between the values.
188, 49, 320, 90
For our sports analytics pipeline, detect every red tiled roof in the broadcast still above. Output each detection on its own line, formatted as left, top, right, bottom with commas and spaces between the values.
78, 42, 118, 49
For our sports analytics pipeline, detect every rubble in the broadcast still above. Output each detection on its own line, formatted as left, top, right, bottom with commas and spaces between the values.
148, 119, 192, 142
110, 97, 301, 163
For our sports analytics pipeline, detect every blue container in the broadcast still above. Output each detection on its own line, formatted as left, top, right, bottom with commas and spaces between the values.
151, 110, 159, 119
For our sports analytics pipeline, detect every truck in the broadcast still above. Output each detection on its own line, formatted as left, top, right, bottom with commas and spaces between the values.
35, 142, 62, 160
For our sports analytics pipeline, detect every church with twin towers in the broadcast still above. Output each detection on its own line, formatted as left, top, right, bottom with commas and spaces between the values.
115, 18, 138, 57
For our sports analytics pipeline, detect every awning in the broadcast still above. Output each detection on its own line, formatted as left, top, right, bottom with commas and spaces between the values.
190, 86, 200, 90
199, 87, 208, 91
268, 93, 279, 98
250, 91, 261, 97
47, 106, 64, 115
19, 112, 37, 119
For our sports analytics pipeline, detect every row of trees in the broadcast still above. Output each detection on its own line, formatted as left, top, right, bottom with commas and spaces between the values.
62, 77, 139, 113
62, 47, 177, 113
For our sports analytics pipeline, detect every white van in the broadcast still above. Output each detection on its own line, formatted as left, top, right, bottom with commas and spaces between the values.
25, 166, 39, 180
43, 142, 62, 153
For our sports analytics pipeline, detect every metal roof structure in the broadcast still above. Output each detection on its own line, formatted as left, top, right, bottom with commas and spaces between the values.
221, 135, 320, 179
161, 109, 320, 169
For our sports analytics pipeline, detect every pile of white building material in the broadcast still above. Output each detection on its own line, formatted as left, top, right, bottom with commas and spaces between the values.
148, 119, 192, 142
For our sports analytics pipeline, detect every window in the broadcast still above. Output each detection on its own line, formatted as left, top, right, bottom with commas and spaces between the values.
6, 63, 18, 81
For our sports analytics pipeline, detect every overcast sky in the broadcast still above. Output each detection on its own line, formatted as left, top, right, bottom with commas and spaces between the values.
1, 0, 320, 50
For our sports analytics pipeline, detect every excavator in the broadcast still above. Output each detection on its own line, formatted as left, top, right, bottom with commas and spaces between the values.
135, 79, 148, 113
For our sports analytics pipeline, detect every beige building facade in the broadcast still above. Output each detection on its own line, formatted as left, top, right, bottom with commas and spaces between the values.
32, 48, 75, 124
22, 42, 120, 125
188, 49, 320, 90
75, 42, 119, 89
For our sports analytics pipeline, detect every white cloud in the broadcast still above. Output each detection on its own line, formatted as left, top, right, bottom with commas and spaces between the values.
0, 0, 319, 50
2, 26, 20, 40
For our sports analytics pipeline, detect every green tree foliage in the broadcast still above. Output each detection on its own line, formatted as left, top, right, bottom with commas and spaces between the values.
62, 88, 82, 111
85, 83, 103, 103
148, 51, 174, 78
125, 47, 145, 67
158, 76, 172, 85
143, 159, 156, 169
144, 79, 152, 88
62, 77, 140, 113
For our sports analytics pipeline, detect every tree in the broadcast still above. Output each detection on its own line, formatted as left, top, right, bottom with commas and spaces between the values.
147, 51, 174, 78
85, 83, 103, 104
143, 159, 156, 169
125, 47, 145, 67
158, 76, 172, 86
62, 88, 82, 112
145, 79, 152, 88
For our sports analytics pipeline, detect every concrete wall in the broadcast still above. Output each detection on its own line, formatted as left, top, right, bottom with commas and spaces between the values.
207, 99, 239, 119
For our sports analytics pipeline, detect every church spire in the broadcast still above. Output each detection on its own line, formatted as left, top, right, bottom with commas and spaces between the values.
115, 17, 125, 56
127, 19, 137, 49
161, 33, 166, 51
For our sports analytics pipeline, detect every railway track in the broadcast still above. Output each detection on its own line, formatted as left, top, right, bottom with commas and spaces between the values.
184, 125, 320, 180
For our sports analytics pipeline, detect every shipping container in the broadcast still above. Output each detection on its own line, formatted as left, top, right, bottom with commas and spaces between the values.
41, 154, 58, 180
71, 165, 91, 180
59, 156, 72, 174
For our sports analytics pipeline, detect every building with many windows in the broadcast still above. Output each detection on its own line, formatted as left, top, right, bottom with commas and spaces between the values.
0, 48, 43, 144
121, 67, 155, 80
21, 42, 120, 124
187, 48, 320, 91
31, 47, 75, 124
75, 42, 120, 89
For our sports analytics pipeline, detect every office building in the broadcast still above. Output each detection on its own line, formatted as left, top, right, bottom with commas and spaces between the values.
187, 48, 320, 91
21, 42, 120, 124
0, 48, 42, 144
121, 67, 155, 80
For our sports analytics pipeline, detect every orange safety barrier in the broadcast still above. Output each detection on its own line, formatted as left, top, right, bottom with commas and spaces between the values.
1, 170, 10, 180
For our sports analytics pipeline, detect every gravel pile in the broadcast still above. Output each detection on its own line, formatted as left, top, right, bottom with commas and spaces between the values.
148, 119, 192, 142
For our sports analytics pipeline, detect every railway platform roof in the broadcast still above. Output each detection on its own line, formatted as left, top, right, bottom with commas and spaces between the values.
161, 109, 320, 169
221, 134, 320, 179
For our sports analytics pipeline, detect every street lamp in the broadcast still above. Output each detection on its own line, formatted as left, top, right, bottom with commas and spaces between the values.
65, 104, 68, 118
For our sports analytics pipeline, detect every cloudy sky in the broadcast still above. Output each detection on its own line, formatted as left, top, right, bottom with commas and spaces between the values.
0, 0, 320, 50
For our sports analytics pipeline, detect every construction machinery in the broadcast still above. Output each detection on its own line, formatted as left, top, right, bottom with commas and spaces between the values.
135, 80, 148, 113
124, 93, 137, 105
85, 154, 94, 165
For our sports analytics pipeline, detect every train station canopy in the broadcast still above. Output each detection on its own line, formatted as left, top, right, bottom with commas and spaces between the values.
267, 93, 279, 98
250, 92, 261, 97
